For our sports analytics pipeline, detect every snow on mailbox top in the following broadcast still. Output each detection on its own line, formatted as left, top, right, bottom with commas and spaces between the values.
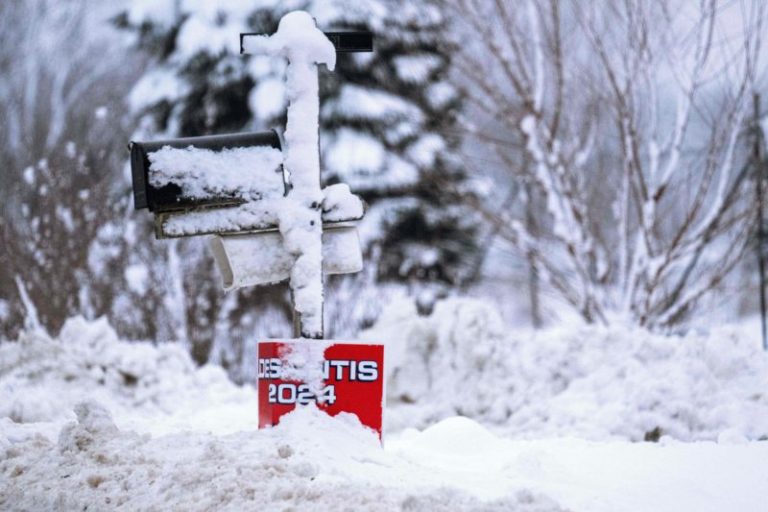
148, 145, 283, 203
129, 130, 284, 214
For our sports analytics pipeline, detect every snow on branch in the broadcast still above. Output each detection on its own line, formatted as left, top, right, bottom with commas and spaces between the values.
450, 0, 763, 326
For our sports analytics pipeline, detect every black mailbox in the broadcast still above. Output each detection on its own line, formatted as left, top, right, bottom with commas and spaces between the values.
129, 130, 283, 214
129, 128, 363, 240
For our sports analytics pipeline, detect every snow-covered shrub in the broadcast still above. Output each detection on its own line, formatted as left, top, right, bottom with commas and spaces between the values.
0, 1, 162, 341
449, 1, 762, 327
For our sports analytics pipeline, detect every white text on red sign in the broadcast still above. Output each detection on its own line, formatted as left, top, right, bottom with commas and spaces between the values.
257, 358, 379, 382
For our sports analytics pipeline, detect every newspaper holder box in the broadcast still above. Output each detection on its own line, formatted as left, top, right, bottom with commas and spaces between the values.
210, 226, 362, 290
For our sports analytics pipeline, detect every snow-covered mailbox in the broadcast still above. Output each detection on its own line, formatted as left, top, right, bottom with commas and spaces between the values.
129, 11, 385, 437
129, 130, 364, 289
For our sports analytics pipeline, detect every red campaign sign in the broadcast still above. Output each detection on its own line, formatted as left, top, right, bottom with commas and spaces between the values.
258, 340, 385, 436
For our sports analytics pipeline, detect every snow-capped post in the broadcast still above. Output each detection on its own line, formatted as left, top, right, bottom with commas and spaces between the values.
242, 12, 334, 339
241, 12, 371, 339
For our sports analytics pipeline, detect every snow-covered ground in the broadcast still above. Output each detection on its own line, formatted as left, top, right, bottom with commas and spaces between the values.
371, 299, 768, 442
2, 300, 767, 511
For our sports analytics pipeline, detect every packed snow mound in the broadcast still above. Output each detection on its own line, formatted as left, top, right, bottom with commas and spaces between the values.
2, 309, 768, 510
0, 316, 258, 437
4, 304, 767, 444
0, 401, 568, 512
366, 298, 768, 442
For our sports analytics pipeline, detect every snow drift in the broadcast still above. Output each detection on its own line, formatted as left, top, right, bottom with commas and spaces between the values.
367, 298, 768, 442
2, 299, 766, 443
0, 316, 258, 439
2, 401, 566, 512
2, 300, 768, 510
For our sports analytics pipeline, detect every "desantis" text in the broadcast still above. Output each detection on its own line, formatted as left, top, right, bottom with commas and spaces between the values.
257, 358, 379, 382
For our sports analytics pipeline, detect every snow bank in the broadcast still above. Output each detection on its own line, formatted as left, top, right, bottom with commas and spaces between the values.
0, 401, 566, 512
366, 298, 768, 442
2, 305, 768, 510
0, 316, 258, 438
3, 400, 767, 512
3, 300, 766, 446
391, 419, 768, 512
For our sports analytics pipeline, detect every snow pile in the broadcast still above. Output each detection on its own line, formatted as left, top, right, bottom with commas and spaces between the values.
4, 399, 767, 512
0, 402, 567, 512
148, 145, 284, 201
0, 316, 258, 438
366, 298, 768, 442
161, 198, 284, 237
2, 308, 768, 510
322, 183, 364, 222
392, 418, 768, 512
4, 300, 766, 446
